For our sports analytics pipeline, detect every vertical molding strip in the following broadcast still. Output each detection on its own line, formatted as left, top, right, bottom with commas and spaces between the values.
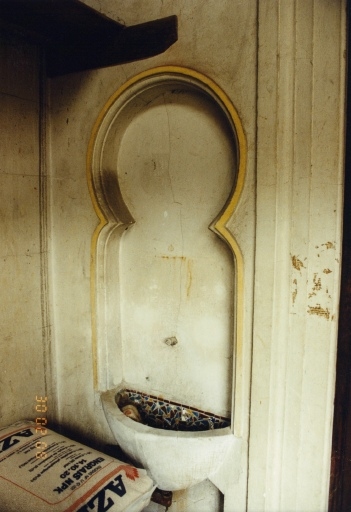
286, 1, 314, 508
300, 2, 346, 509
264, 3, 296, 509
39, 50, 55, 419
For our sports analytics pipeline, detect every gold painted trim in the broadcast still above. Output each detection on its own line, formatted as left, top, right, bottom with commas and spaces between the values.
87, 66, 247, 430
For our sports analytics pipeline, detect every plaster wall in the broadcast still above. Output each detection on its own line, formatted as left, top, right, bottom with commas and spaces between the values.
0, 33, 49, 426
47, 1, 346, 511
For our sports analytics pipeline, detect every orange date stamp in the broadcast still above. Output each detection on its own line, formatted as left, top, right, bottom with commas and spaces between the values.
35, 396, 47, 459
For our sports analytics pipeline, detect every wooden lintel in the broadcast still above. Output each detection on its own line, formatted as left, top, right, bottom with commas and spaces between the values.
46, 15, 178, 77
0, 0, 178, 77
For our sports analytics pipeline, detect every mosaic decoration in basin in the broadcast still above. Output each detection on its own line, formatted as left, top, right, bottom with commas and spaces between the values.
115, 389, 230, 431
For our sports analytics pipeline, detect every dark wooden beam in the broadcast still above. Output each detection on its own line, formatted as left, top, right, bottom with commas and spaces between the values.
0, 0, 178, 77
46, 15, 178, 77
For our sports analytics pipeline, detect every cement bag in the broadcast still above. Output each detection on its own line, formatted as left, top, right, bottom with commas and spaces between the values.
0, 420, 155, 511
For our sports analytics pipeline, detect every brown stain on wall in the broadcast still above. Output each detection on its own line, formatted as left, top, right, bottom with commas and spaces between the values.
309, 273, 322, 299
186, 259, 193, 298
292, 278, 298, 304
160, 255, 193, 297
307, 304, 330, 320
323, 241, 335, 250
313, 273, 322, 291
292, 255, 305, 271
161, 255, 186, 262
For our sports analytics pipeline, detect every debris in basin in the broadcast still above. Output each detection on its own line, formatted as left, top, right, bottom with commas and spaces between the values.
121, 404, 142, 422
116, 390, 143, 423
115, 388, 230, 431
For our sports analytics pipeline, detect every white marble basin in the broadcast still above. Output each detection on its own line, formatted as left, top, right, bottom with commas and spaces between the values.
101, 386, 242, 491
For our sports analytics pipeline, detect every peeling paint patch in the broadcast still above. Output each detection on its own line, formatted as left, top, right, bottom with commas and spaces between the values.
313, 273, 322, 290
308, 273, 322, 299
323, 268, 332, 274
292, 278, 298, 304
307, 304, 330, 320
322, 241, 335, 250
291, 255, 305, 271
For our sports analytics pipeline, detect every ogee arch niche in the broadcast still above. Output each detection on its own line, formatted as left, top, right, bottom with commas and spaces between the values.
89, 68, 245, 421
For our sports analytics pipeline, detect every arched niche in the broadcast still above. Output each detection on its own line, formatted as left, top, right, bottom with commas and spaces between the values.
87, 66, 246, 429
